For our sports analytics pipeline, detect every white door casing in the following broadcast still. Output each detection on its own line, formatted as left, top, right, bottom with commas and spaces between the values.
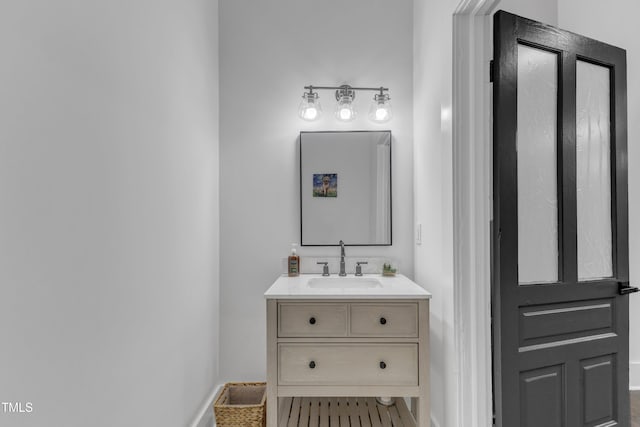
452, 1, 500, 426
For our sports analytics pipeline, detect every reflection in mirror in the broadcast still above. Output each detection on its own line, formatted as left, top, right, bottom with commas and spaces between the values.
300, 131, 391, 246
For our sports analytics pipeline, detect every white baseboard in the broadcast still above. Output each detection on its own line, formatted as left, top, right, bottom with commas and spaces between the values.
631, 362, 640, 390
189, 384, 222, 427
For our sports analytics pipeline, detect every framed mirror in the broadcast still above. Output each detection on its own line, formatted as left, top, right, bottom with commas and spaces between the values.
300, 130, 392, 246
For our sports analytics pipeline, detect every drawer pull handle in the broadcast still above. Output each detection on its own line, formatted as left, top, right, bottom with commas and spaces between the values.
379, 361, 387, 369
379, 317, 387, 325
309, 317, 316, 325
309, 361, 316, 369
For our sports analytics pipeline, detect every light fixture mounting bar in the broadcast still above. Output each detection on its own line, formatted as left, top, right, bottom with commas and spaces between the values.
304, 85, 389, 92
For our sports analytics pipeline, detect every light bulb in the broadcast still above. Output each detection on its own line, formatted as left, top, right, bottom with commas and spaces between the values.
298, 91, 322, 121
303, 106, 318, 120
339, 107, 352, 120
335, 94, 356, 122
375, 107, 389, 121
368, 92, 392, 123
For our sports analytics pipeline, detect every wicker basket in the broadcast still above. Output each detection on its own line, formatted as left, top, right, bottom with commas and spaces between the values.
213, 382, 266, 427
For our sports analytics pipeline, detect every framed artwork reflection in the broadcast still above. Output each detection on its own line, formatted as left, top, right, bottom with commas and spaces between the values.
313, 173, 337, 197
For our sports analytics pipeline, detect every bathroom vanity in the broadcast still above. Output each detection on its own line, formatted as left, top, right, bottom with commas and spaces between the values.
265, 274, 431, 427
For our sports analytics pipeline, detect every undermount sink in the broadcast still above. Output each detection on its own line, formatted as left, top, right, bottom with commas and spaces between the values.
307, 277, 382, 289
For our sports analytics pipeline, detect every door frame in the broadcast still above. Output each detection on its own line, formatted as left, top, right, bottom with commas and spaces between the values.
452, 1, 500, 426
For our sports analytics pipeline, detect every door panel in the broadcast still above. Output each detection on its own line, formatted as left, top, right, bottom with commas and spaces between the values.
519, 299, 614, 349
493, 11, 630, 427
520, 365, 565, 427
581, 355, 615, 426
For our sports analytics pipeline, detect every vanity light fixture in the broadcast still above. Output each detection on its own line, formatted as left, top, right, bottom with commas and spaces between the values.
368, 89, 392, 123
335, 85, 357, 122
299, 85, 392, 123
298, 88, 322, 121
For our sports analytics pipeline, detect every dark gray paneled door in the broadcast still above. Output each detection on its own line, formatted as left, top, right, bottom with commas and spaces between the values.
492, 11, 637, 427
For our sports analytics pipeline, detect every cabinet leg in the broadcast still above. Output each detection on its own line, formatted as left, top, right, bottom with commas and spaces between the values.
266, 300, 278, 427
413, 397, 430, 427
266, 393, 277, 427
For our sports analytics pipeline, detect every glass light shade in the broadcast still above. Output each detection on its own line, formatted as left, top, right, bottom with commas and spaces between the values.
298, 92, 322, 121
335, 95, 356, 122
368, 93, 392, 123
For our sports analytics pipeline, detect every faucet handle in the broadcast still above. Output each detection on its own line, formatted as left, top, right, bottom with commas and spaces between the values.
317, 262, 330, 276
355, 261, 368, 276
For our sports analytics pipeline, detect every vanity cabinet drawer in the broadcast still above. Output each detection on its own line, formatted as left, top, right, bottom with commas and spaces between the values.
278, 343, 418, 386
350, 303, 418, 337
278, 303, 348, 337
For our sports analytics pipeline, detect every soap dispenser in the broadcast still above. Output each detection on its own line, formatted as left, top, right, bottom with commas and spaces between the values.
288, 244, 300, 277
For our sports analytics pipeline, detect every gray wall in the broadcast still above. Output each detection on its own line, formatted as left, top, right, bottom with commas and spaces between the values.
558, 0, 640, 390
219, 0, 414, 382
0, 1, 220, 426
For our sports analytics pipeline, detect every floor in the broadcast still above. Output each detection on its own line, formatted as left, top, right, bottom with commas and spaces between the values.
197, 391, 640, 427
633, 391, 640, 427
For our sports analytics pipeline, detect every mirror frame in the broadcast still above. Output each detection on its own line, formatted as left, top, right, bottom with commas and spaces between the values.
299, 130, 392, 246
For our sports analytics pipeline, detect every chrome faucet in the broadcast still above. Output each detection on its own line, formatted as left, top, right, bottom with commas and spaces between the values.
339, 240, 346, 276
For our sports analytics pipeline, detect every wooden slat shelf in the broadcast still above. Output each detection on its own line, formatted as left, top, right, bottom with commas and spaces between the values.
278, 397, 416, 427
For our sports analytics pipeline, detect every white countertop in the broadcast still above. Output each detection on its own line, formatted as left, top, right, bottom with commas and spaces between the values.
264, 274, 432, 300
